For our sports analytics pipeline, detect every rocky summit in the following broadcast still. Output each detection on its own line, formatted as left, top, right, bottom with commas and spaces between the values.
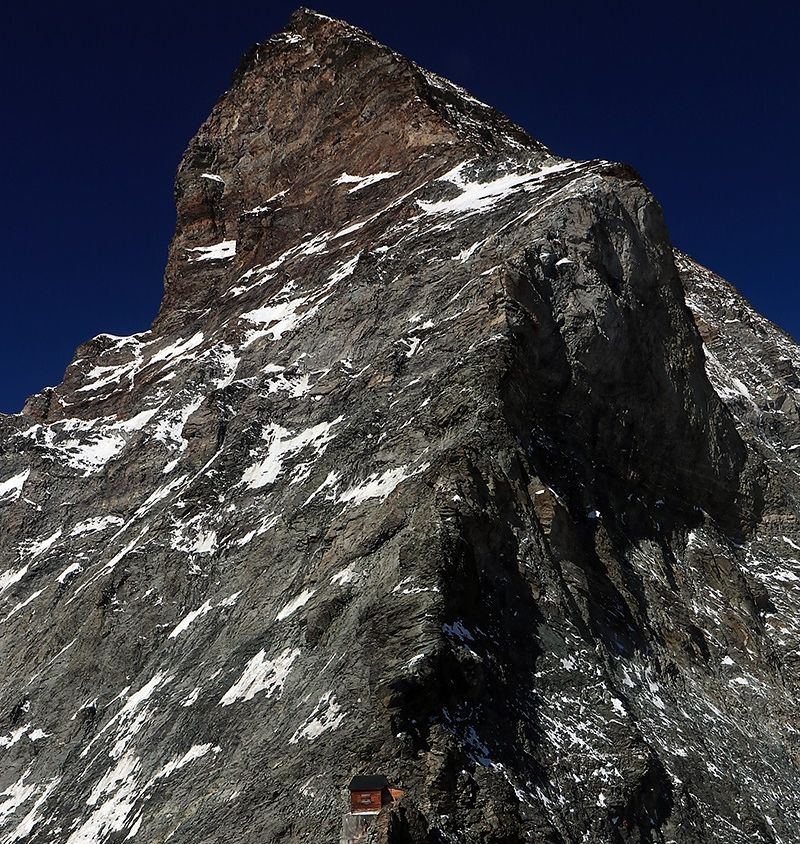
1, 9, 799, 844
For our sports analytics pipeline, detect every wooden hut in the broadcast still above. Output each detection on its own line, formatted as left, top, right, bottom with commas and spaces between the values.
348, 775, 391, 814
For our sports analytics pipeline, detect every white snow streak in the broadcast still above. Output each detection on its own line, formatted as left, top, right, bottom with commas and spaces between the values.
0, 470, 30, 503
334, 171, 399, 192
240, 419, 341, 490
417, 161, 574, 216
290, 692, 345, 742
276, 589, 314, 621
219, 647, 300, 705
187, 240, 236, 261
338, 463, 429, 506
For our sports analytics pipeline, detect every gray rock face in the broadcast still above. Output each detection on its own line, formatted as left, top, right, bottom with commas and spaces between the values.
1, 9, 798, 844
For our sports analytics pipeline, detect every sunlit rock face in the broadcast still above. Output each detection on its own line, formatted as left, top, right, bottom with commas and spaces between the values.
1, 9, 798, 844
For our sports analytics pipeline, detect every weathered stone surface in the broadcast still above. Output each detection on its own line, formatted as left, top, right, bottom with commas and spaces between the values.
1, 8, 799, 844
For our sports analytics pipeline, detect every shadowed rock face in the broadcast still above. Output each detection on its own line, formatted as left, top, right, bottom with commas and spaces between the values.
1, 9, 797, 844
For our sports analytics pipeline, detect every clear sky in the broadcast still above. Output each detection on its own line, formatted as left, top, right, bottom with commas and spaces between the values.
1, 1, 797, 412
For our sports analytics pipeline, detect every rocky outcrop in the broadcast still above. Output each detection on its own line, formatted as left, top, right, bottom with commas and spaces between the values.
1, 9, 798, 844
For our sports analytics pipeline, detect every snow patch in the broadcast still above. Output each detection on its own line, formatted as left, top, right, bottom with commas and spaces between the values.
338, 463, 428, 506
70, 515, 124, 537
241, 419, 341, 490
276, 589, 314, 621
57, 563, 83, 584
187, 240, 236, 261
290, 692, 345, 742
417, 161, 574, 216
334, 171, 399, 192
0, 470, 30, 503
220, 647, 300, 705
150, 333, 204, 367
168, 592, 241, 638
155, 743, 220, 779
241, 298, 308, 345
0, 566, 29, 596
331, 565, 357, 586
443, 620, 474, 642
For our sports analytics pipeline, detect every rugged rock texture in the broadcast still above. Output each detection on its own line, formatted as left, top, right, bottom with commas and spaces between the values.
1, 9, 798, 844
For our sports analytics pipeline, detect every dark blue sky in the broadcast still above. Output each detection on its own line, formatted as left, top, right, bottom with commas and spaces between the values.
2, 1, 797, 412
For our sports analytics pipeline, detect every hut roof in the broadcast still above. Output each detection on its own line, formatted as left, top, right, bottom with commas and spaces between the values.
348, 775, 390, 791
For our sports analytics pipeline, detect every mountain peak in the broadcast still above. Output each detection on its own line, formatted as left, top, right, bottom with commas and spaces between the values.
285, 7, 369, 35
3, 12, 799, 844
156, 9, 550, 322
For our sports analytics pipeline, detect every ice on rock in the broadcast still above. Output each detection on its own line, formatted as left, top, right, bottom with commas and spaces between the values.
327, 253, 361, 284
330, 565, 357, 586
180, 687, 201, 708
244, 189, 289, 216
40, 409, 159, 476
3, 774, 61, 842
152, 397, 205, 455
0, 726, 29, 749
27, 729, 49, 742
66, 752, 142, 844
100, 674, 165, 755
26, 528, 63, 559
263, 368, 312, 398
168, 601, 213, 638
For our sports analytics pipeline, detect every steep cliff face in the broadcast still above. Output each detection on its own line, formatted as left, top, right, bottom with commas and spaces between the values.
1, 10, 798, 844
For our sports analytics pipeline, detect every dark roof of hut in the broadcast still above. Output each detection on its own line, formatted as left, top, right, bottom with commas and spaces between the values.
348, 775, 390, 791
